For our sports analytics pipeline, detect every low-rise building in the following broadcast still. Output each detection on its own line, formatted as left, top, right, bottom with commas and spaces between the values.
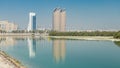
0, 21, 18, 32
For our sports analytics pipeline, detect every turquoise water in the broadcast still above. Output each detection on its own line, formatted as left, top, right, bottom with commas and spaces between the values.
0, 37, 120, 68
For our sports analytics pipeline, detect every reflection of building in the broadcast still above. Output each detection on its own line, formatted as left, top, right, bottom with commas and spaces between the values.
53, 40, 66, 63
27, 38, 36, 58
53, 8, 66, 32
27, 12, 36, 31
0, 21, 18, 32
0, 37, 16, 46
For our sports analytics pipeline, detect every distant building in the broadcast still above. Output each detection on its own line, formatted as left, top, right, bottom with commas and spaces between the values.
28, 12, 36, 32
0, 21, 18, 32
53, 8, 66, 32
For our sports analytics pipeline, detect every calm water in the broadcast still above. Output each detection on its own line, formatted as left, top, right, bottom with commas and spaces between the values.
0, 37, 120, 68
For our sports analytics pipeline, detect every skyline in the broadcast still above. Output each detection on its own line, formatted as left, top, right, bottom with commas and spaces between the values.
0, 0, 120, 30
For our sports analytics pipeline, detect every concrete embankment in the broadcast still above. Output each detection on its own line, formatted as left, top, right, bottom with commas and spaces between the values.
0, 50, 25, 68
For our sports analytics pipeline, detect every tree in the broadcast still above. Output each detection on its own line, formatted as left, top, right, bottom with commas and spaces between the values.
114, 31, 120, 39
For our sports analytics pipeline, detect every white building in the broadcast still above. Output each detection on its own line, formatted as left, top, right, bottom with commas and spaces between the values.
0, 21, 18, 32
28, 12, 36, 32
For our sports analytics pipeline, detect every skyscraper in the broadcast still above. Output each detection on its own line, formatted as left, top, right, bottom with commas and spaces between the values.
53, 8, 61, 31
60, 9, 66, 32
53, 8, 66, 32
28, 12, 36, 32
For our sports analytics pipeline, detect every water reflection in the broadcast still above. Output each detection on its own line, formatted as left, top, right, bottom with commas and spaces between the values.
0, 37, 67, 61
27, 38, 36, 58
53, 39, 66, 63
114, 41, 120, 47
0, 37, 16, 46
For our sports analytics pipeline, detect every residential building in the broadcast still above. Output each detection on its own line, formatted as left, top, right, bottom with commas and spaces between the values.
53, 8, 66, 32
0, 21, 18, 32
60, 9, 66, 32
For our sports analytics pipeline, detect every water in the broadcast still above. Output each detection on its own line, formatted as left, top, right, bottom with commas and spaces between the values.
0, 37, 120, 68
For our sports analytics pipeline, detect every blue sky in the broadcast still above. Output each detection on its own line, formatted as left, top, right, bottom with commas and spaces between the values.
0, 0, 120, 30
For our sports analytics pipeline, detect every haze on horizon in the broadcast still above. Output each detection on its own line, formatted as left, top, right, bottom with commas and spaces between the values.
0, 0, 120, 31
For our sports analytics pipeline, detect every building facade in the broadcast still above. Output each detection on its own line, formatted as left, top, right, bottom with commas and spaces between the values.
53, 8, 66, 32
60, 9, 66, 32
0, 21, 18, 32
28, 12, 36, 32
53, 8, 61, 31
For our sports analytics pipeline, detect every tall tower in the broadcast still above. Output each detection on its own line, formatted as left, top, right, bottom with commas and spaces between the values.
53, 8, 66, 32
28, 12, 36, 32
60, 9, 66, 32
53, 8, 61, 31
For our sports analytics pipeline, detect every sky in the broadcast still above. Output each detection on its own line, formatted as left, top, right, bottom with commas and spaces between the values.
0, 0, 120, 30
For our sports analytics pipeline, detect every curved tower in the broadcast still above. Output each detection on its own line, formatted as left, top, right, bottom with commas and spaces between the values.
28, 12, 36, 32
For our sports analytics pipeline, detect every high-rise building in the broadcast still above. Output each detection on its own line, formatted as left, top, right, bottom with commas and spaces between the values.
53, 8, 66, 32
28, 12, 36, 32
60, 9, 66, 32
53, 8, 61, 31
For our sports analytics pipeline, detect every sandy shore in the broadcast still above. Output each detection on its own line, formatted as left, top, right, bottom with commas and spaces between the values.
0, 51, 25, 68
48, 36, 120, 41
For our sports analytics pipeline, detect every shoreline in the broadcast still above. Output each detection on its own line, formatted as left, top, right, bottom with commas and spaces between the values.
0, 34, 120, 41
48, 36, 120, 41
0, 50, 25, 68
0, 33, 48, 36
